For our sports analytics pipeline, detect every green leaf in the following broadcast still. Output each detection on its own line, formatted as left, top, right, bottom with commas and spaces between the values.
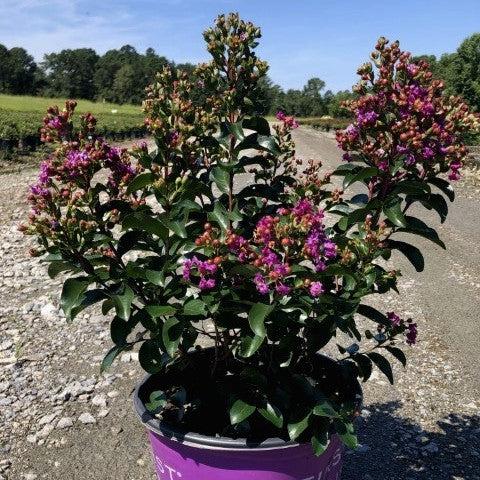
100, 345, 126, 372
332, 163, 360, 175
388, 240, 424, 272
311, 430, 329, 456
208, 202, 229, 232
422, 193, 448, 223
122, 211, 168, 240
110, 316, 131, 345
354, 353, 373, 382
334, 419, 358, 449
210, 166, 230, 194
357, 304, 390, 327
287, 413, 311, 441
138, 340, 167, 374
242, 116, 271, 135
392, 180, 430, 196
367, 352, 394, 384
384, 346, 407, 367
183, 299, 207, 316
350, 194, 369, 205
162, 317, 183, 357
238, 334, 264, 358
229, 121, 245, 141
383, 197, 407, 227
111, 285, 134, 321
47, 260, 78, 279
256, 135, 280, 155
70, 289, 107, 319
343, 167, 379, 189
313, 401, 339, 418
145, 269, 164, 286
248, 303, 273, 338
145, 390, 167, 413
60, 277, 90, 321
168, 220, 188, 239
230, 399, 256, 425
428, 177, 455, 202
146, 305, 176, 317
126, 172, 155, 194
258, 402, 283, 428
398, 216, 446, 249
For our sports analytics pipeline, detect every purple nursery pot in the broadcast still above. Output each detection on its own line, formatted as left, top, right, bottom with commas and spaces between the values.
134, 369, 357, 480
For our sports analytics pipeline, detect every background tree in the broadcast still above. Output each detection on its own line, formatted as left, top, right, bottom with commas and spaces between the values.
42, 48, 99, 99
7, 47, 38, 94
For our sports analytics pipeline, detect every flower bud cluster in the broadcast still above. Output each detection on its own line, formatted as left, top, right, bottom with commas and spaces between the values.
336, 38, 480, 181
23, 102, 138, 244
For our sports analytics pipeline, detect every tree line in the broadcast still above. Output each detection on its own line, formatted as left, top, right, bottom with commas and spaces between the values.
0, 33, 479, 115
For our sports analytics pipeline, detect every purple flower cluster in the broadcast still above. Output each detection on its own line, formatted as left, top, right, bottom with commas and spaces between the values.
387, 311, 418, 345
357, 109, 378, 126
183, 256, 218, 290
252, 198, 336, 297
64, 150, 92, 179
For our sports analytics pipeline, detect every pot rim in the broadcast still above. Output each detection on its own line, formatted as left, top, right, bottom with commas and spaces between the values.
133, 353, 363, 451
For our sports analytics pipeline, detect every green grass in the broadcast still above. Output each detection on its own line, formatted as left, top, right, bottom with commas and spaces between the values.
0, 94, 141, 115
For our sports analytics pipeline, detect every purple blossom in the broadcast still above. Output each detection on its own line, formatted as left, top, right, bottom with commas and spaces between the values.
199, 277, 216, 290
38, 161, 53, 184
254, 273, 270, 295
275, 283, 291, 296
387, 311, 401, 326
323, 240, 337, 259
292, 198, 314, 217
420, 102, 435, 116
406, 322, 418, 345
357, 110, 378, 126
29, 184, 51, 198
309, 281, 324, 297
64, 150, 91, 178
47, 118, 62, 130
345, 124, 359, 138
422, 147, 435, 159
404, 154, 416, 166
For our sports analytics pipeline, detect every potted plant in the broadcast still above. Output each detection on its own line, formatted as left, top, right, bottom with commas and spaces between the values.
23, 13, 478, 480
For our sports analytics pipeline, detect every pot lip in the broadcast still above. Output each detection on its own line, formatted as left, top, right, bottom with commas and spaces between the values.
133, 353, 363, 452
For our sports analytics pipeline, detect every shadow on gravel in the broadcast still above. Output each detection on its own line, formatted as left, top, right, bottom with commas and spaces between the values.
342, 402, 480, 480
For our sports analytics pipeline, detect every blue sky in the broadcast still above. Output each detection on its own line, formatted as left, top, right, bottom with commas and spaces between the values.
2, 0, 480, 92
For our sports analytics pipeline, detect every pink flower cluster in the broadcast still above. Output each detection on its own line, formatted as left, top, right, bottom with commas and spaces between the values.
276, 111, 299, 129
182, 199, 337, 299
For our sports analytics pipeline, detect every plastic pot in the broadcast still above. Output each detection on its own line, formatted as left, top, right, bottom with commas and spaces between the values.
134, 352, 361, 480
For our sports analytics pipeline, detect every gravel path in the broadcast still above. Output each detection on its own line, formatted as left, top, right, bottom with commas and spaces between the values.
0, 129, 479, 480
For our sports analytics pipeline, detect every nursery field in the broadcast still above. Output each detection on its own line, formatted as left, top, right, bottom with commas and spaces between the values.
0, 94, 146, 151
0, 127, 479, 480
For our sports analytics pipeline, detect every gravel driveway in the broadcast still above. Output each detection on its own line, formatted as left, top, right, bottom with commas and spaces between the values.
0, 128, 479, 480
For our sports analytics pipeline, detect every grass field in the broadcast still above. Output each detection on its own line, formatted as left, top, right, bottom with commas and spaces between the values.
0, 94, 141, 115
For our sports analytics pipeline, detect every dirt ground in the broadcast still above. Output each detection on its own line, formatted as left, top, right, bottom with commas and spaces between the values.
0, 128, 479, 480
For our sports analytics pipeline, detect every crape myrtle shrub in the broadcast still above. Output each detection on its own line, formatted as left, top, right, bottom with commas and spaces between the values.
22, 15, 479, 454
